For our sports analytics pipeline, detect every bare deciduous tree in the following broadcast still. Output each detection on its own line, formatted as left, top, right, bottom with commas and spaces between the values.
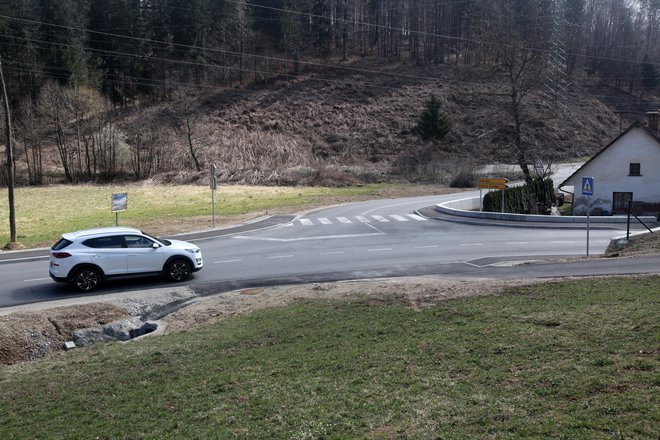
69, 87, 103, 180
173, 96, 203, 172
126, 106, 162, 179
39, 82, 75, 182
479, 0, 553, 214
17, 98, 44, 185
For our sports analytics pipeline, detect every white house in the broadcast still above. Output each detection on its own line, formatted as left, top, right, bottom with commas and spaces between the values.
559, 112, 660, 217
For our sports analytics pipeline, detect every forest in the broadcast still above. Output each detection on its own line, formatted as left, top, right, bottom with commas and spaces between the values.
0, 0, 658, 186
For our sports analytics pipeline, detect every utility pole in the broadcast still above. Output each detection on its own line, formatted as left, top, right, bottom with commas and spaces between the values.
0, 56, 17, 245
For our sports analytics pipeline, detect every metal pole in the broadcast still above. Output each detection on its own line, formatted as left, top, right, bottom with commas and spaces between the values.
115, 212, 118, 227
626, 198, 632, 240
586, 195, 590, 256
480, 188, 483, 211
210, 163, 217, 228
501, 189, 504, 213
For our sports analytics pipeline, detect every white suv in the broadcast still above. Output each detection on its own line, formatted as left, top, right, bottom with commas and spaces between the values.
49, 227, 203, 291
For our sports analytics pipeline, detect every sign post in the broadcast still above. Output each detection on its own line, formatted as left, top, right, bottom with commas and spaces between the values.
534, 159, 544, 177
210, 163, 217, 228
111, 192, 128, 226
478, 178, 509, 212
581, 176, 594, 256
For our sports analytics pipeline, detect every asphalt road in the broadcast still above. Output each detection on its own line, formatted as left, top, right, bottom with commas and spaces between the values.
1, 192, 658, 309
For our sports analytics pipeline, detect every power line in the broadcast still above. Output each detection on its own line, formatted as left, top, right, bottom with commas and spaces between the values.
1, 33, 441, 95
4, 55, 652, 117
220, 0, 660, 66
0, 11, 656, 110
3, 31, 655, 112
1, 7, 658, 79
0, 14, 449, 83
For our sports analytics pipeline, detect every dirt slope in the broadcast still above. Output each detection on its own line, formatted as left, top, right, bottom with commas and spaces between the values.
128, 58, 636, 185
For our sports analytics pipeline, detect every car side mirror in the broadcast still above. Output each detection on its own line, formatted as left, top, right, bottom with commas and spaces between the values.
152, 243, 160, 249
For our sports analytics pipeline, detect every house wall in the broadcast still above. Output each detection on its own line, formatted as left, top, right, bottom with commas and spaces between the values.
563, 127, 660, 215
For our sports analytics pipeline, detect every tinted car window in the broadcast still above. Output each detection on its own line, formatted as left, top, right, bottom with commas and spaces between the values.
125, 235, 155, 248
51, 238, 73, 250
142, 231, 169, 246
83, 236, 125, 249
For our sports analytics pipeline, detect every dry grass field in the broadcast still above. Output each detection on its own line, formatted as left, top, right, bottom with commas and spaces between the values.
0, 183, 453, 249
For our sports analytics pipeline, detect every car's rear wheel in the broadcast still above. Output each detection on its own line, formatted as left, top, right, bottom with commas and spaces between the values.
166, 259, 191, 282
71, 267, 101, 292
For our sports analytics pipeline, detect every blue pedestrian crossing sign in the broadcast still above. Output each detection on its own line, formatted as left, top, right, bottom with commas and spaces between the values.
581, 176, 594, 196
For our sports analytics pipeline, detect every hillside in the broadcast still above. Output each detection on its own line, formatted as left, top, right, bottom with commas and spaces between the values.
115, 58, 636, 186
2, 0, 658, 188
11, 58, 658, 187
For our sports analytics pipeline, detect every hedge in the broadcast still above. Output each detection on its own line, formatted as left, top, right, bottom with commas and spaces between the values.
483, 178, 555, 214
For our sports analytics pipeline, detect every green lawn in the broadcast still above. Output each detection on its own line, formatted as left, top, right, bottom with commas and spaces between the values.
1, 276, 657, 439
0, 184, 397, 248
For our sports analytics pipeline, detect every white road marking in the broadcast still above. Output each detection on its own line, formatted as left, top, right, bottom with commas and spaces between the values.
356, 216, 370, 223
319, 251, 345, 255
361, 196, 448, 215
337, 217, 352, 224
368, 248, 392, 252
365, 223, 386, 234
234, 231, 385, 242
24, 277, 51, 282
406, 213, 427, 221
390, 215, 409, 222
414, 245, 438, 249
318, 218, 332, 225
371, 215, 389, 222
460, 243, 484, 246
299, 218, 313, 226
268, 255, 294, 259
214, 259, 243, 264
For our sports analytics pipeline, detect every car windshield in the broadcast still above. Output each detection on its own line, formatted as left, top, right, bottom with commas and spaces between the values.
142, 231, 171, 246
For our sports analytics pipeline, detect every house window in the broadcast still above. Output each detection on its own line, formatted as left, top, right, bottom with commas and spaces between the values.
612, 192, 633, 213
629, 163, 641, 176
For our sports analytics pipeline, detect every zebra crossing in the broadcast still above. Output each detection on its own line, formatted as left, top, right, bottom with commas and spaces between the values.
296, 213, 428, 226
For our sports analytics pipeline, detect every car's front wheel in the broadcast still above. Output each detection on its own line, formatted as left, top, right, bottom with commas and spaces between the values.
166, 259, 192, 282
71, 267, 101, 292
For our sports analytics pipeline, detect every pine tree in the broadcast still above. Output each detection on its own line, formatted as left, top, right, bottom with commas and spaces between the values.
417, 94, 450, 141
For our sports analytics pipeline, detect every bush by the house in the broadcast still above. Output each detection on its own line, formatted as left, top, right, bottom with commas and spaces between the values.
484, 178, 555, 214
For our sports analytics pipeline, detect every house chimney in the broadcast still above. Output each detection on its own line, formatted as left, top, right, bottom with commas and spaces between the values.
647, 110, 659, 134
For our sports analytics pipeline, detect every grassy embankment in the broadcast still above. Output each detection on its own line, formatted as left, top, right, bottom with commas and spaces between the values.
0, 184, 427, 248
0, 276, 657, 438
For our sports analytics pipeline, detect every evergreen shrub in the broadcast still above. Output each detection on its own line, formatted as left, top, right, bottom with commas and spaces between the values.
483, 178, 555, 214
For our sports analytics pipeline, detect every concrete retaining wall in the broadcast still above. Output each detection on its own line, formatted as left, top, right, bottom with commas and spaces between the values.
436, 196, 658, 224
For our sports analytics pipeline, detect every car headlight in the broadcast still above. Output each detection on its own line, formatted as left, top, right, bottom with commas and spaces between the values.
185, 248, 199, 254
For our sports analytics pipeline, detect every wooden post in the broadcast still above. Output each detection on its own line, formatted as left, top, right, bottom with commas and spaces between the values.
0, 56, 16, 244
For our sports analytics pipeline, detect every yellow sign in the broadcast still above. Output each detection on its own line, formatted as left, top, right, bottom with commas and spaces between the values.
480, 183, 507, 189
478, 178, 508, 189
